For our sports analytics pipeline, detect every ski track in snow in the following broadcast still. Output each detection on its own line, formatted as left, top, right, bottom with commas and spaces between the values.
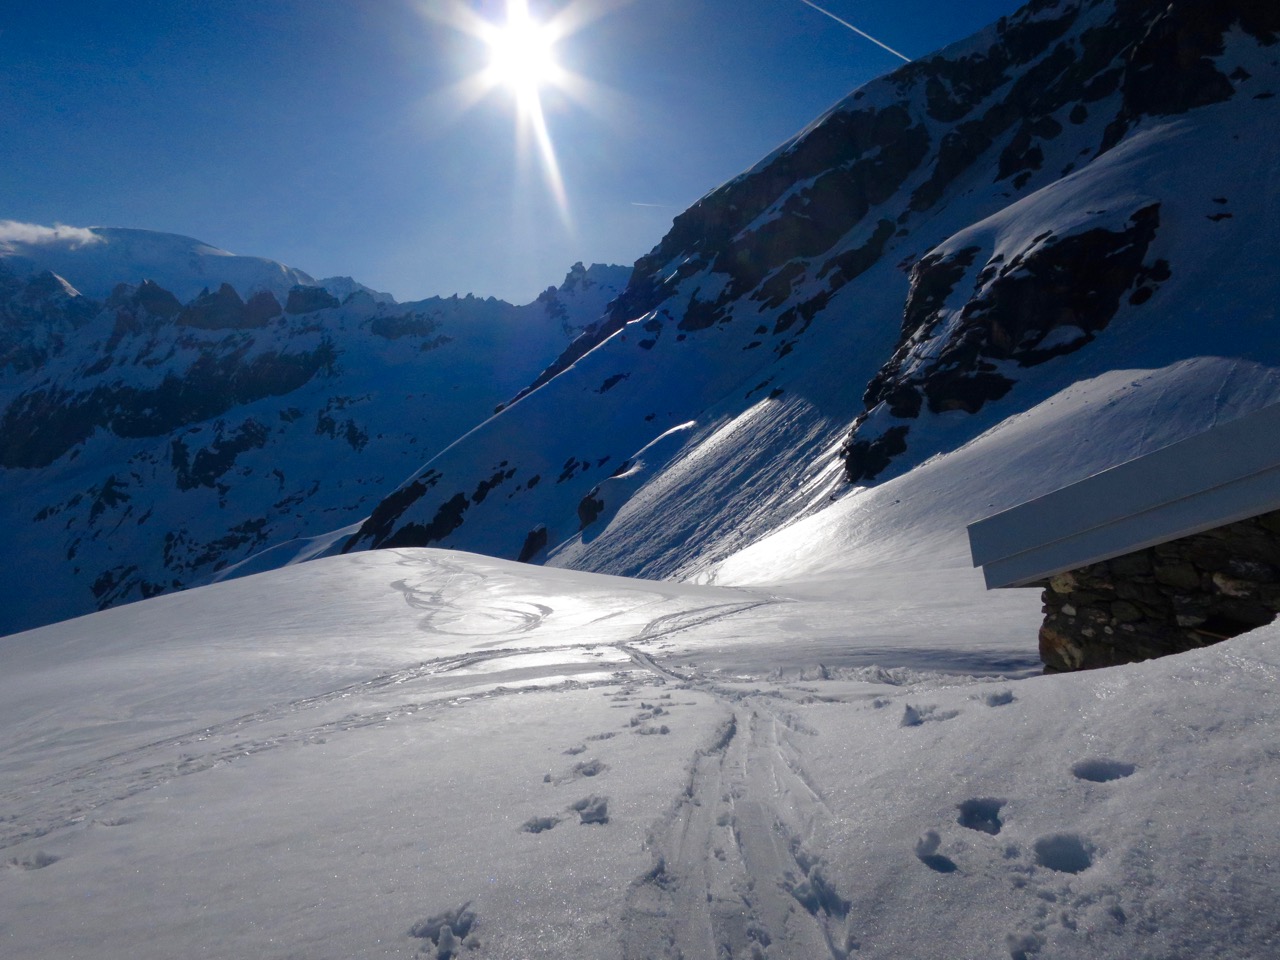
5, 566, 1276, 959
619, 698, 858, 960
0, 567, 801, 858
14, 550, 1234, 959
0, 567, 983, 959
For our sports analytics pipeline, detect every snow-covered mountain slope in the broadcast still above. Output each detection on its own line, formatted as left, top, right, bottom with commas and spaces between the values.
0, 260, 628, 636
6, 3, 1280, 954
2, 537, 1276, 958
346, 0, 1280, 585
0, 224, 379, 304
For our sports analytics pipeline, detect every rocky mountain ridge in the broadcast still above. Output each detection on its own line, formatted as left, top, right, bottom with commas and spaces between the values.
0, 256, 627, 635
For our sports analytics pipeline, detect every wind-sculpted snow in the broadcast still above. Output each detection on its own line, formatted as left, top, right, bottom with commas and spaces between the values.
349, 0, 1280, 581
0, 261, 628, 635
1, 548, 1277, 958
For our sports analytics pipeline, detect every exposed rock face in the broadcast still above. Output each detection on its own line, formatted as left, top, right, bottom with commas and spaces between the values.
178, 283, 253, 329
1103, 0, 1280, 148
0, 341, 337, 469
833, 0, 1280, 484
108, 279, 183, 319
844, 203, 1170, 481
1039, 509, 1280, 671
285, 285, 341, 315
0, 264, 97, 373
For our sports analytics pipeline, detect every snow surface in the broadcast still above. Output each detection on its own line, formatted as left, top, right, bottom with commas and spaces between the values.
5, 4, 1280, 956
3, 491, 1277, 958
0, 225, 374, 304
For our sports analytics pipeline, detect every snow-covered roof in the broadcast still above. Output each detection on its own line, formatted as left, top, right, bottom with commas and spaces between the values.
969, 403, 1280, 589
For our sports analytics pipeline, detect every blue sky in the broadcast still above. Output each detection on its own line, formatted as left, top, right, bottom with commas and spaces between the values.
1, 0, 1025, 303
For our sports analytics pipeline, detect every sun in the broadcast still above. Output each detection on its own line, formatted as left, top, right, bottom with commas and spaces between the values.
484, 2, 560, 103
429, 0, 607, 224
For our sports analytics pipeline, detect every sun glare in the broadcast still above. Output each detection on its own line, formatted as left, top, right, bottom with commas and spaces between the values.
485, 5, 559, 102
430, 0, 614, 226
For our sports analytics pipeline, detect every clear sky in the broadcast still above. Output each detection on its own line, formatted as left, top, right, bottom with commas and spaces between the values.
1, 0, 1025, 304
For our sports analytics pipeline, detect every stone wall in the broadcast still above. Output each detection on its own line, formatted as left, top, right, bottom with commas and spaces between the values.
1039, 508, 1280, 671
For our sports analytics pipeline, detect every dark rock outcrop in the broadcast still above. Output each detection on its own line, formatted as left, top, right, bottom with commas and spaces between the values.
1102, 0, 1280, 149
518, 524, 548, 563
0, 340, 337, 468
171, 419, 272, 491
842, 203, 1169, 482
285, 285, 340, 315
108, 279, 183, 319
177, 283, 251, 329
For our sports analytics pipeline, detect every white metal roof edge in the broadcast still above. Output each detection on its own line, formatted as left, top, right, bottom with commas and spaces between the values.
978, 465, 1280, 588
968, 403, 1280, 574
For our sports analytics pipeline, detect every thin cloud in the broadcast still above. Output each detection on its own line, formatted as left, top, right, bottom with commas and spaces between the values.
0, 221, 103, 249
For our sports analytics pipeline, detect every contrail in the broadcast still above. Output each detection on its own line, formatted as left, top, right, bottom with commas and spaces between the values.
796, 0, 912, 63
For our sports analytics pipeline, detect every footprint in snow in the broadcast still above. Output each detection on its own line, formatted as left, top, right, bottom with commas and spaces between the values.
563, 744, 587, 756
633, 724, 670, 736
546, 758, 608, 784
8, 851, 60, 870
957, 797, 1006, 835
1071, 758, 1135, 782
521, 815, 560, 834
900, 704, 960, 727
785, 858, 851, 919
629, 706, 668, 726
914, 831, 958, 873
1006, 930, 1046, 960
92, 816, 133, 828
1032, 833, 1093, 874
571, 758, 607, 778
409, 902, 478, 958
525, 793, 611, 832
572, 795, 609, 825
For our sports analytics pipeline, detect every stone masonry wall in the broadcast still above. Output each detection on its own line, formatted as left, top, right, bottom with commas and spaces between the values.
1039, 508, 1280, 671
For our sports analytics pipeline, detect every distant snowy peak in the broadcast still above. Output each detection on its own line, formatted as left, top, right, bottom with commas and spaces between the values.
0, 222, 625, 313
0, 224, 329, 304
534, 261, 630, 337
315, 275, 397, 305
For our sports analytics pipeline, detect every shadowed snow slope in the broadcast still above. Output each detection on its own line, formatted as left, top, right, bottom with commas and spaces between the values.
1, 547, 1276, 959
0, 258, 628, 636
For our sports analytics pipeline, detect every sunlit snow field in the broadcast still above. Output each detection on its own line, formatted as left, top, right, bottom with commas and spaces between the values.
6, 363, 1280, 958
3, 509, 1277, 958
